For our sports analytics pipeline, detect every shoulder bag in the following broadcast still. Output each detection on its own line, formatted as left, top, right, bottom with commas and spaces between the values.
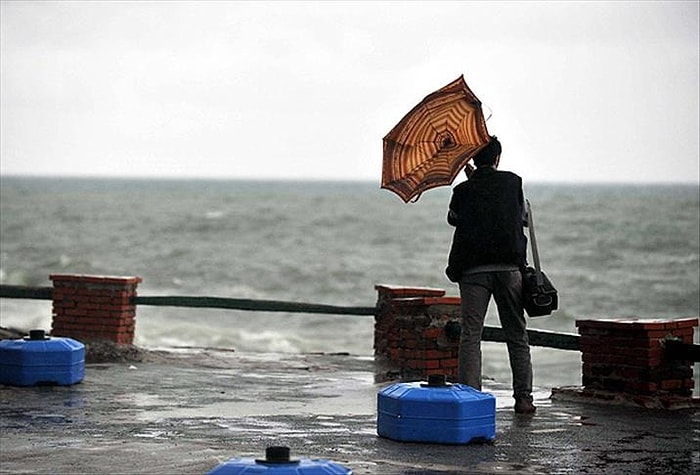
522, 199, 558, 317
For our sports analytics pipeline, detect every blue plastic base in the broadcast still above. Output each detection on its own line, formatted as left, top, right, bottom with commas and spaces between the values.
0, 336, 85, 386
0, 364, 85, 386
377, 413, 495, 444
377, 381, 496, 444
206, 457, 353, 474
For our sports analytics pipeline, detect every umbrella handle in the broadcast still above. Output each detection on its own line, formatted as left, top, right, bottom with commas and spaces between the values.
464, 163, 475, 179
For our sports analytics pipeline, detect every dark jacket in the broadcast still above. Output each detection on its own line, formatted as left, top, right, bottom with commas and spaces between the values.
445, 166, 527, 282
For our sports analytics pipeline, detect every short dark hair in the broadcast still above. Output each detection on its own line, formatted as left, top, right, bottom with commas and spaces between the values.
473, 136, 502, 168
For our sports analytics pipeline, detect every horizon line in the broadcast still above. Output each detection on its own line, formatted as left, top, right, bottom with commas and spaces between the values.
1, 173, 699, 187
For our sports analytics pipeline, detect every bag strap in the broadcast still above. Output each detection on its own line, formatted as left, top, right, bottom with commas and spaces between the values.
525, 199, 544, 286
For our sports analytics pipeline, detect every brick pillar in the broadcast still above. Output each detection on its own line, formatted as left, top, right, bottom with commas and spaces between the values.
576, 318, 698, 397
50, 274, 142, 345
374, 284, 461, 382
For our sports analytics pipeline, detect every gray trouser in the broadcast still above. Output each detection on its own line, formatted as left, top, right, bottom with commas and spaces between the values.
458, 270, 533, 399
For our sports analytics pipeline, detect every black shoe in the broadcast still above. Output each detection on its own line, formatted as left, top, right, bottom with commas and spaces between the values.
514, 397, 536, 414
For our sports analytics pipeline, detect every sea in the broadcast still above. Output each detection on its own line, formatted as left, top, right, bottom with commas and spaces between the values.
1, 176, 698, 390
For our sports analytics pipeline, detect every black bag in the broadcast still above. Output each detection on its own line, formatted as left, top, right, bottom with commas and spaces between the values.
522, 265, 558, 317
522, 200, 558, 317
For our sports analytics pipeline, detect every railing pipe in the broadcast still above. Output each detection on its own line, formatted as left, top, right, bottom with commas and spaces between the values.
134, 295, 377, 316
0, 285, 52, 300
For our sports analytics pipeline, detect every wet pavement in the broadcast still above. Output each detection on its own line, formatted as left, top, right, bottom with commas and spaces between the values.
1, 348, 698, 474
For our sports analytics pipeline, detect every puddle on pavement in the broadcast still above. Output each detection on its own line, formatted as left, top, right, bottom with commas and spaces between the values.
113, 392, 166, 407
472, 461, 548, 474
133, 428, 183, 440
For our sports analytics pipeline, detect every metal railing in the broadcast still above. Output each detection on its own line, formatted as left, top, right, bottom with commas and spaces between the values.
0, 284, 581, 351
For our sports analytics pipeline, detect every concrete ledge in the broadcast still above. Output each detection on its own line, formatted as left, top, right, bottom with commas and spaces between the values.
551, 386, 700, 411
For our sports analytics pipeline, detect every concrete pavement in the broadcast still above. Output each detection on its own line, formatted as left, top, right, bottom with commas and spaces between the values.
1, 348, 698, 474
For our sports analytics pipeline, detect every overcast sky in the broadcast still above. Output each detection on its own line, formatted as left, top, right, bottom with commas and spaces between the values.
1, 1, 698, 184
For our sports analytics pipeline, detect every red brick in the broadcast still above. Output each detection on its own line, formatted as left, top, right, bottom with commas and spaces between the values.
627, 320, 678, 330
115, 334, 133, 344
374, 284, 446, 299
675, 318, 699, 328
50, 274, 142, 285
577, 319, 661, 332
52, 287, 78, 296
439, 359, 458, 369
62, 308, 89, 317
646, 330, 674, 339
421, 297, 461, 306
424, 360, 440, 369
425, 349, 453, 359
401, 339, 418, 349
110, 296, 133, 305
660, 379, 683, 391
423, 327, 443, 339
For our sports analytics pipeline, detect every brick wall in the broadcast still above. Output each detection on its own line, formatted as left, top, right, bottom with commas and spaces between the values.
375, 284, 698, 401
577, 318, 698, 396
50, 274, 142, 345
374, 284, 461, 382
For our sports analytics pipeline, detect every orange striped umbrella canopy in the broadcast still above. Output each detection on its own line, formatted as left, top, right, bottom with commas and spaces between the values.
382, 75, 491, 203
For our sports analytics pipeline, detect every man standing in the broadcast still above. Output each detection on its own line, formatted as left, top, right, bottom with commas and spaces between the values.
445, 136, 535, 414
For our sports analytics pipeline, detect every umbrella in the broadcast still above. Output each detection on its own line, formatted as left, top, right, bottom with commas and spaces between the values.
381, 75, 491, 203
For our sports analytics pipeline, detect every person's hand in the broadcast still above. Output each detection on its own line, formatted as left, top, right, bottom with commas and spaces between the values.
464, 162, 475, 178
